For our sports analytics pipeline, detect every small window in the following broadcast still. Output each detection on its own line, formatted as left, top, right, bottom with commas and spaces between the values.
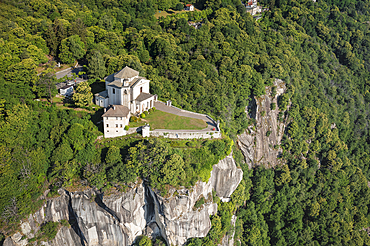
140, 87, 143, 93
116, 117, 119, 120
116, 130, 118, 132
116, 124, 118, 128
113, 88, 115, 94
106, 124, 109, 127
107, 130, 109, 132
120, 117, 123, 120
120, 124, 123, 128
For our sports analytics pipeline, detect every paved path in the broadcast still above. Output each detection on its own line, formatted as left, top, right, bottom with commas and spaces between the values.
56, 66, 84, 79
154, 101, 217, 132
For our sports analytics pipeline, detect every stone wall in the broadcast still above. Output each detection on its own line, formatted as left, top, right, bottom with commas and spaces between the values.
149, 130, 221, 139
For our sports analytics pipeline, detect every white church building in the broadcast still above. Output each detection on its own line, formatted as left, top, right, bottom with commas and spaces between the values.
95, 66, 157, 138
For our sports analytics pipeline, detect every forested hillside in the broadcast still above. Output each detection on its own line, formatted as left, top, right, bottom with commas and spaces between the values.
2, 0, 370, 245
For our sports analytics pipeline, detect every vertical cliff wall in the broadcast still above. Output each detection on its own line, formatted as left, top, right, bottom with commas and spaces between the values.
237, 79, 288, 168
3, 153, 242, 246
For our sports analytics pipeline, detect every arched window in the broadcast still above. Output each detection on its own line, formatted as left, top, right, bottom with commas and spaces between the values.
140, 87, 143, 93
124, 89, 127, 94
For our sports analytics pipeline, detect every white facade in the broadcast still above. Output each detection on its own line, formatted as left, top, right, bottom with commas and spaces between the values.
95, 96, 108, 107
185, 4, 194, 11
103, 115, 129, 138
59, 85, 73, 96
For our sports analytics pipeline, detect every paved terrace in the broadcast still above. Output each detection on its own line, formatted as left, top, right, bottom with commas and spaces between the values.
154, 101, 218, 132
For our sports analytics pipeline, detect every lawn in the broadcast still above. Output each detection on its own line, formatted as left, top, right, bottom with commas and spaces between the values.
154, 5, 201, 19
129, 110, 207, 130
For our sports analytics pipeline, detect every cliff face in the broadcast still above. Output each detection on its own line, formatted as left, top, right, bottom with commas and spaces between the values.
3, 153, 242, 246
237, 79, 287, 168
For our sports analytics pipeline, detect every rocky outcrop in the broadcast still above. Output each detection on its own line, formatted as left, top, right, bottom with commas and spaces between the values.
3, 154, 243, 246
238, 79, 287, 168
210, 154, 243, 202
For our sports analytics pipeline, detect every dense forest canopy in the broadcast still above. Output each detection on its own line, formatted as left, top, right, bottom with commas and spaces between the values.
2, 0, 370, 245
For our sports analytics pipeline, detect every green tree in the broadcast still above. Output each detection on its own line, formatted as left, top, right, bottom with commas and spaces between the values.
160, 154, 185, 186
37, 71, 57, 102
105, 146, 122, 165
88, 51, 106, 79
72, 81, 93, 107
51, 142, 73, 164
59, 35, 86, 64
175, 3, 183, 11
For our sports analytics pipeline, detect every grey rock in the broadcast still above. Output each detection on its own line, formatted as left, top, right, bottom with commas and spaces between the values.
210, 153, 243, 201
238, 79, 287, 168
4, 154, 242, 246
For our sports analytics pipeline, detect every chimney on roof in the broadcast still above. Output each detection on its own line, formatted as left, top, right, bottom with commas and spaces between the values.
104, 108, 106, 113
113, 106, 116, 110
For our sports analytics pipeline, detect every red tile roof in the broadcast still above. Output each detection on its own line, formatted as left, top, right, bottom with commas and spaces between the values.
186, 4, 193, 7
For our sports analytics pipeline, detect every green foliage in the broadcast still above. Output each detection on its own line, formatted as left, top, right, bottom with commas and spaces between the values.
140, 113, 146, 118
37, 71, 58, 102
88, 51, 106, 79
124, 125, 129, 130
72, 81, 93, 107
270, 102, 276, 110
38, 221, 59, 241
136, 235, 152, 246
175, 3, 183, 11
3, 0, 370, 245
59, 35, 86, 64
104, 138, 230, 192
130, 116, 139, 122
278, 94, 289, 111
194, 196, 205, 209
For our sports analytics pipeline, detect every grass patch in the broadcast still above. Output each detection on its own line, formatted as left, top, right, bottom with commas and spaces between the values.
143, 110, 207, 130
154, 7, 201, 19
52, 96, 63, 103
129, 121, 145, 128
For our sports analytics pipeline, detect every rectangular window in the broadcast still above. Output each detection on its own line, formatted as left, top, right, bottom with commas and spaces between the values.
120, 124, 123, 128
113, 88, 115, 94
140, 87, 143, 93
116, 117, 119, 120
116, 124, 118, 128
106, 124, 109, 127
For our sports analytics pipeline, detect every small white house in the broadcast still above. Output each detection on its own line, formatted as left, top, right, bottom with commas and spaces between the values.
185, 4, 194, 11
59, 84, 73, 96
102, 105, 130, 138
